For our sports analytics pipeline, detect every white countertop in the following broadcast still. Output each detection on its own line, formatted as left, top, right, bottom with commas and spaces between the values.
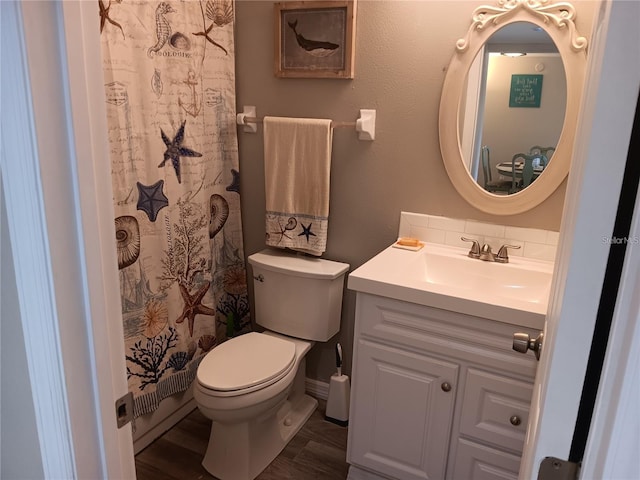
348, 242, 553, 330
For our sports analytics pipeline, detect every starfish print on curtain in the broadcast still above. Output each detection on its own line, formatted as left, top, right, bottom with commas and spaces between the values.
192, 0, 234, 55
176, 282, 216, 337
99, 0, 125, 39
136, 180, 169, 222
158, 120, 202, 183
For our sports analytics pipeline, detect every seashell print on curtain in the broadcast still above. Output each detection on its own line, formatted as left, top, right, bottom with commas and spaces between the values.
100, 0, 250, 418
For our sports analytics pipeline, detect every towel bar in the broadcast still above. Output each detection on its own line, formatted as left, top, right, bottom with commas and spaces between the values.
236, 106, 376, 141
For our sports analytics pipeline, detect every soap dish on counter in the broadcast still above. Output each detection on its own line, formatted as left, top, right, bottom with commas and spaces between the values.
392, 238, 424, 251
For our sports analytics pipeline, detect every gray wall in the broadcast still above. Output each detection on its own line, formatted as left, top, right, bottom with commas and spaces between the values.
234, 0, 598, 382
1, 180, 44, 479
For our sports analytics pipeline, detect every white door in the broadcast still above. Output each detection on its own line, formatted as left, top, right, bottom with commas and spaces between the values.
2, 1, 136, 478
518, 1, 640, 478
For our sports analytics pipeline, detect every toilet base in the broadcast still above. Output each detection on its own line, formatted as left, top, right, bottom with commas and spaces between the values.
202, 392, 318, 480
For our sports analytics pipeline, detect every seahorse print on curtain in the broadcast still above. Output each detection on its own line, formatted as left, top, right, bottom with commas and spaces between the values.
100, 0, 250, 418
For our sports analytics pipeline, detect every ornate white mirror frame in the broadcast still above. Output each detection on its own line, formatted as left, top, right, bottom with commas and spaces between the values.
439, 0, 588, 215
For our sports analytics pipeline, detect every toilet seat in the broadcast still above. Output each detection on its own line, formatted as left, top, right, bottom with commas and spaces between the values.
197, 332, 296, 397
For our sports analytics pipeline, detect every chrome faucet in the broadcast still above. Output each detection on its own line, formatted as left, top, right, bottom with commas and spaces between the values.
495, 244, 521, 263
461, 237, 521, 263
479, 243, 495, 261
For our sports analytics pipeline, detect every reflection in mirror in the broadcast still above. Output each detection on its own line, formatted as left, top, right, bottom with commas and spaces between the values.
459, 22, 567, 195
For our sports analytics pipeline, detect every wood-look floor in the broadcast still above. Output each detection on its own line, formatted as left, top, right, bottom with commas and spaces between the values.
135, 399, 349, 480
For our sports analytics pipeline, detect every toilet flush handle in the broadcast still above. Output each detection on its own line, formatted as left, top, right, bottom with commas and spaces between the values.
253, 274, 264, 282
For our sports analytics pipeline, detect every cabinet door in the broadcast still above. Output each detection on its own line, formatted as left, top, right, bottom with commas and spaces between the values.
449, 438, 521, 480
348, 339, 459, 480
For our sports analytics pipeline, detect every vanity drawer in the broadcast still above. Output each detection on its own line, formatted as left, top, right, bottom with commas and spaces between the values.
459, 368, 533, 452
449, 438, 521, 480
355, 293, 538, 377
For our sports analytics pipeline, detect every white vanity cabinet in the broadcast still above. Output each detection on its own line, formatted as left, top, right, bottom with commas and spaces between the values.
347, 293, 539, 480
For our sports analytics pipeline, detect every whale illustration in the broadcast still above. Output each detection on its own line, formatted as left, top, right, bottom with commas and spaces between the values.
288, 20, 339, 57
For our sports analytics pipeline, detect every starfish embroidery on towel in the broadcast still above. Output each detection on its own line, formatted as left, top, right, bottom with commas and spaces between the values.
175, 282, 216, 337
136, 180, 169, 222
158, 121, 202, 184
298, 223, 316, 242
271, 217, 297, 244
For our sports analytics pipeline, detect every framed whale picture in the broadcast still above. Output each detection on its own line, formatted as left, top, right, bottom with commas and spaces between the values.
274, 0, 356, 79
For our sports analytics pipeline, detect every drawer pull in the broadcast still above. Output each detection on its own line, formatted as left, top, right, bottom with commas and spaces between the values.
510, 415, 522, 426
441, 382, 452, 392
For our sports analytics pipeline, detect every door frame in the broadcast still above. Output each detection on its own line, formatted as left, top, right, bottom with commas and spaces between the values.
581, 163, 640, 479
59, 2, 137, 477
1, 1, 135, 478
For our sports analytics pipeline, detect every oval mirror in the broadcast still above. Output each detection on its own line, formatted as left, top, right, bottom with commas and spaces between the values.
439, 0, 588, 215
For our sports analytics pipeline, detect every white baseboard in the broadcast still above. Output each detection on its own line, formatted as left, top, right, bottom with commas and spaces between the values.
305, 377, 330, 401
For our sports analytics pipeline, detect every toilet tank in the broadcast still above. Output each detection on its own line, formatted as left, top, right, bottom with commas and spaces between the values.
248, 249, 349, 341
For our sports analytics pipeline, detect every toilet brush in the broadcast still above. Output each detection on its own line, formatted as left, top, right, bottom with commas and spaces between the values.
325, 343, 350, 426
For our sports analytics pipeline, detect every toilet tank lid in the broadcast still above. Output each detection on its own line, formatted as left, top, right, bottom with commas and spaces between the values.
248, 249, 349, 279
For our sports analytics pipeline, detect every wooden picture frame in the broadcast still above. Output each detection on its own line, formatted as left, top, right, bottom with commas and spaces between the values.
274, 0, 356, 79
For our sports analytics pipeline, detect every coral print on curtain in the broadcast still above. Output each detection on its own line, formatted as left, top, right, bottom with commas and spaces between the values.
100, 0, 249, 418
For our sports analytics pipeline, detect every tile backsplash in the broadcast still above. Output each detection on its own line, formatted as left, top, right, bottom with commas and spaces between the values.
398, 212, 559, 262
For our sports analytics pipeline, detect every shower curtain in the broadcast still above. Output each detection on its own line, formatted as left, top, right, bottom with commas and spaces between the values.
100, 0, 250, 417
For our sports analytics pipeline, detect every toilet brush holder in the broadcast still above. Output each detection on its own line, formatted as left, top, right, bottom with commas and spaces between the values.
325, 373, 350, 426
325, 343, 350, 426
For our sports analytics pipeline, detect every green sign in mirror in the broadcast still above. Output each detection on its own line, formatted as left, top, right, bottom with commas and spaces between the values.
510, 74, 544, 108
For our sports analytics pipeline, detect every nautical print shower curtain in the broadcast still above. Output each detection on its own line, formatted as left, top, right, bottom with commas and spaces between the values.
99, 0, 250, 417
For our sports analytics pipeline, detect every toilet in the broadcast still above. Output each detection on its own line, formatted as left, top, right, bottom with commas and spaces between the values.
193, 248, 349, 480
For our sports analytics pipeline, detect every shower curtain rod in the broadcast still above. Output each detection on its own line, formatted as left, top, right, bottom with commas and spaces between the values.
236, 105, 376, 141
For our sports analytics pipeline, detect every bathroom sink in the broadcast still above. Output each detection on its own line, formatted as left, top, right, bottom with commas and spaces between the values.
410, 245, 552, 305
348, 242, 554, 329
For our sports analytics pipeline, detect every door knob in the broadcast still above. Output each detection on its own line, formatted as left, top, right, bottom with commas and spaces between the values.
513, 332, 544, 360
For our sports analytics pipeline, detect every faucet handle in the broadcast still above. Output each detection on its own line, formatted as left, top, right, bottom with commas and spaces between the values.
496, 244, 521, 263
461, 237, 480, 258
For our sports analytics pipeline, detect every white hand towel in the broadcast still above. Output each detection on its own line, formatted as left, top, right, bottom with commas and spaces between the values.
263, 116, 333, 256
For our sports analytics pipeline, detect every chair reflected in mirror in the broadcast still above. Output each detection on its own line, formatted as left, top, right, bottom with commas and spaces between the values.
481, 146, 512, 194
529, 145, 556, 160
511, 153, 548, 193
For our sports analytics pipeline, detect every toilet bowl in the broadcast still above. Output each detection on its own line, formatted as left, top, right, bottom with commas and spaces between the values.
194, 331, 317, 480
193, 248, 349, 480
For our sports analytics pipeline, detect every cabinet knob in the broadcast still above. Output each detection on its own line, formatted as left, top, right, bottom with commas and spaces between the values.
441, 382, 452, 392
510, 415, 522, 426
